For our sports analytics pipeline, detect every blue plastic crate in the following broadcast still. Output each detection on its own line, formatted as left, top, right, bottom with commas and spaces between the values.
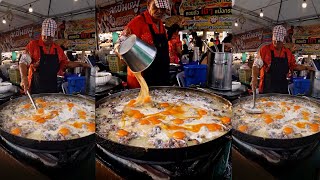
183, 65, 207, 87
67, 76, 86, 94
293, 78, 310, 95
64, 73, 79, 81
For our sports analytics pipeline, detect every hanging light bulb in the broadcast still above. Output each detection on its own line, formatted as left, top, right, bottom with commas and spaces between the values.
302, 0, 307, 8
74, 0, 78, 2
2, 17, 6, 24
260, 9, 264, 17
235, 20, 238, 27
29, 4, 33, 13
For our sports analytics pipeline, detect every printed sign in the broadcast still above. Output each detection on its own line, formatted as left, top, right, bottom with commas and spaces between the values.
293, 24, 320, 55
232, 28, 272, 52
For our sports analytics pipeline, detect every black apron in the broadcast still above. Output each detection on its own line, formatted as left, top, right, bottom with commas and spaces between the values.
142, 14, 170, 86
263, 50, 289, 94
31, 46, 59, 94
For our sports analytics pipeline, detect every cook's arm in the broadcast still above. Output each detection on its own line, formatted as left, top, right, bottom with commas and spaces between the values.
293, 64, 315, 71
251, 56, 264, 90
251, 66, 260, 90
66, 61, 90, 68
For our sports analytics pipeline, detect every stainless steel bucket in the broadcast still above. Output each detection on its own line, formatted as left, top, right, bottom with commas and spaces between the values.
207, 52, 232, 90
119, 34, 157, 73
311, 71, 320, 98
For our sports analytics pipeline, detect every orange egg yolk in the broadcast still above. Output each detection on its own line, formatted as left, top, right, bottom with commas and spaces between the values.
283, 127, 293, 135
78, 110, 87, 119
172, 118, 184, 125
160, 103, 169, 108
238, 125, 248, 132
23, 104, 31, 109
37, 108, 44, 114
264, 117, 273, 124
117, 129, 129, 137
86, 123, 95, 132
11, 127, 21, 135
310, 124, 319, 132
172, 131, 186, 140
220, 117, 231, 124
67, 103, 75, 111
139, 119, 150, 125
147, 116, 161, 124
144, 96, 151, 103
59, 128, 70, 136
127, 99, 136, 107
197, 109, 207, 116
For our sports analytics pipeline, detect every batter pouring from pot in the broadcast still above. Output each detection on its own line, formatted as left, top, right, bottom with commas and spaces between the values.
115, 0, 171, 99
251, 25, 315, 94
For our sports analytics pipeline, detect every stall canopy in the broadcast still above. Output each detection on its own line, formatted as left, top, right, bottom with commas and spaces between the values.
0, 0, 95, 33
233, 0, 320, 34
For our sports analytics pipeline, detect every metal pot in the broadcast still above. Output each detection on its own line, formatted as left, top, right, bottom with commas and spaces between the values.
119, 34, 157, 73
207, 52, 233, 91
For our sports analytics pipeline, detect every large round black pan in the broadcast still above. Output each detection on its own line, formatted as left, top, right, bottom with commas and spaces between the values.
0, 93, 95, 152
96, 87, 232, 164
232, 93, 320, 150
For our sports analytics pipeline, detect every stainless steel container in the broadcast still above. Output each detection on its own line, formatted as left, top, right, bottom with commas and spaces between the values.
119, 34, 157, 73
311, 71, 320, 98
207, 52, 232, 90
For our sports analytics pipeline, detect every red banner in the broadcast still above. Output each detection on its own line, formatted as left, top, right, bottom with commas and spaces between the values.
0, 24, 41, 52
97, 0, 148, 33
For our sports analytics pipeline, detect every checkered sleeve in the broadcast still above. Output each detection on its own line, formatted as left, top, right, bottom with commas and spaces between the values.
19, 53, 32, 66
253, 57, 264, 68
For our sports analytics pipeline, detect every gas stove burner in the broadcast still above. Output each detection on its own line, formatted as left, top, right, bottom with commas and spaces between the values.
1, 137, 94, 168
96, 143, 230, 179
233, 136, 319, 165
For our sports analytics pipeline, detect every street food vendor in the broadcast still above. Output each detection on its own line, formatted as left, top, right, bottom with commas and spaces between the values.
251, 25, 315, 94
19, 18, 89, 94
115, 0, 171, 89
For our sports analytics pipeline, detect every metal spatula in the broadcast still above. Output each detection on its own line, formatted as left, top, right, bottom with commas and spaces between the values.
243, 88, 264, 114
26, 90, 37, 110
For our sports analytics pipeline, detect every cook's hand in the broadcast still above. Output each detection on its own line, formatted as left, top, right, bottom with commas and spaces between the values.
307, 66, 316, 71
20, 77, 29, 94
80, 62, 91, 68
33, 61, 40, 68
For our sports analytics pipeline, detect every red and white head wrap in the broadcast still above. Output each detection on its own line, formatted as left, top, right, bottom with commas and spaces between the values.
154, 0, 171, 10
42, 18, 57, 37
272, 25, 287, 42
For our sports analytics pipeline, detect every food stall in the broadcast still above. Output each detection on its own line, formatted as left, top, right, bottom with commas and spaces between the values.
232, 1, 320, 179
95, 0, 235, 179
0, 0, 96, 179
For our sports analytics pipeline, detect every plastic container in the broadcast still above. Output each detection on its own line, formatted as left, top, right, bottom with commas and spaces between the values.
293, 78, 311, 95
67, 76, 86, 94
183, 65, 207, 87
8, 65, 21, 84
